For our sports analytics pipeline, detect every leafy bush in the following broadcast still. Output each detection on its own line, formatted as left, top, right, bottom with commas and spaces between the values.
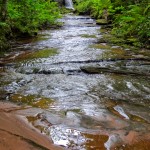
112, 4, 150, 45
75, 0, 93, 14
75, 0, 149, 47
75, 0, 111, 18
91, 0, 111, 18
0, 0, 61, 51
0, 22, 11, 51
7, 0, 61, 35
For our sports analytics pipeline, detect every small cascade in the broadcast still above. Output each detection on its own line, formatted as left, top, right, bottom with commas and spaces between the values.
65, 0, 74, 10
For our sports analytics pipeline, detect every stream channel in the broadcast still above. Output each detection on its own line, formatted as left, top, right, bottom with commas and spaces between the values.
0, 14, 150, 149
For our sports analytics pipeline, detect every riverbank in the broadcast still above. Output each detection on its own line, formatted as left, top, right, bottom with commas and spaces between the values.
0, 13, 150, 150
74, 0, 150, 49
0, 0, 61, 53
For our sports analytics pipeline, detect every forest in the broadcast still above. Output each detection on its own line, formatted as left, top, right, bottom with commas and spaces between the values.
75, 0, 150, 48
0, 0, 61, 51
0, 0, 150, 51
0, 0, 150, 150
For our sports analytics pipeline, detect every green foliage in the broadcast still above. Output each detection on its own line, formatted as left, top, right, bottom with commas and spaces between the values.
0, 0, 61, 51
0, 21, 11, 51
75, 0, 111, 18
112, 4, 150, 46
0, 22, 10, 34
7, 0, 61, 35
75, 0, 93, 14
91, 0, 111, 18
75, 0, 150, 47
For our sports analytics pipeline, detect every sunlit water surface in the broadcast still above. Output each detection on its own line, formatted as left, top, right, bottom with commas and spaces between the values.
0, 14, 150, 150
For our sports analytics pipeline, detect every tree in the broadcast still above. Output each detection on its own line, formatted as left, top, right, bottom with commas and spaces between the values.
0, 0, 8, 21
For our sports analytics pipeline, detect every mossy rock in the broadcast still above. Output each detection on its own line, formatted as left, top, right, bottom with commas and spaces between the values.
28, 48, 58, 59
89, 43, 111, 49
96, 19, 108, 25
81, 66, 107, 74
15, 48, 58, 62
80, 34, 97, 38
10, 94, 54, 108
98, 34, 126, 44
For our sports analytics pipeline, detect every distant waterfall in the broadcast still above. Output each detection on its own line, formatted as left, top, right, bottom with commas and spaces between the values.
65, 0, 74, 10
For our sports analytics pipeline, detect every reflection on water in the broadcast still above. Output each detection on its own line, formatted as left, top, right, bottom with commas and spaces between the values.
0, 14, 150, 149
50, 125, 108, 150
114, 105, 129, 120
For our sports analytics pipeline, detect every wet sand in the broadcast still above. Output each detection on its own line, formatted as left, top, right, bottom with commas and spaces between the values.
0, 102, 63, 150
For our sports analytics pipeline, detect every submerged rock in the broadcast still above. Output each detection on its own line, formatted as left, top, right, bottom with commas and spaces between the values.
80, 64, 150, 76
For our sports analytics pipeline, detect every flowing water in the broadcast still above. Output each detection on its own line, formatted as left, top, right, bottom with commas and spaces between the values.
65, 0, 74, 10
0, 14, 150, 150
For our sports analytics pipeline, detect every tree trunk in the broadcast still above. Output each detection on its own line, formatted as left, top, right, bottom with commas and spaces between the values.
0, 0, 8, 22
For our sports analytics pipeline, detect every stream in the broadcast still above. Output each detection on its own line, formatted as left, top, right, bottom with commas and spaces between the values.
0, 14, 150, 150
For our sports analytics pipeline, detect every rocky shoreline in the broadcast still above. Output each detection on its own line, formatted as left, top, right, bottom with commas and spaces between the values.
0, 101, 63, 150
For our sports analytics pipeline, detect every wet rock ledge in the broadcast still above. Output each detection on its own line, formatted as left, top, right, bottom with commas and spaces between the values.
0, 101, 63, 150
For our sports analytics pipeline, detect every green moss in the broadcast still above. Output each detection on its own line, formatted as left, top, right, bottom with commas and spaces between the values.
60, 7, 75, 14
98, 49, 129, 59
90, 42, 133, 59
90, 43, 111, 49
67, 109, 81, 113
10, 94, 54, 108
100, 28, 109, 34
98, 34, 140, 51
29, 48, 57, 58
103, 34, 126, 44
15, 48, 58, 62
96, 19, 108, 25
32, 68, 40, 74
80, 34, 97, 38
32, 36, 49, 43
